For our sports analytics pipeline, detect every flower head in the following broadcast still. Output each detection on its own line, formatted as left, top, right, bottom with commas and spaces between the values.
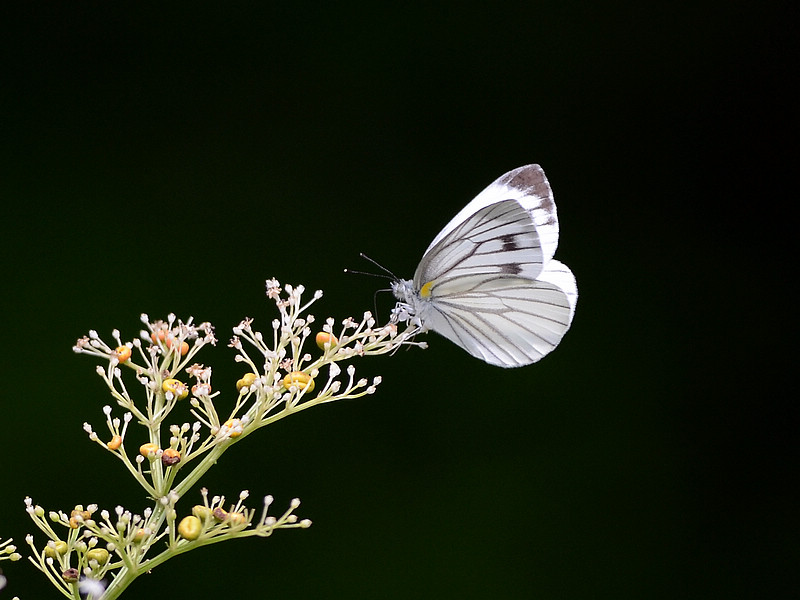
35, 279, 428, 597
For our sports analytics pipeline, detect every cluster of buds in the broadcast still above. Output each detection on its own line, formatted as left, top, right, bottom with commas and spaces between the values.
18, 279, 424, 599
22, 487, 307, 599
0, 538, 20, 596
0, 538, 21, 563
71, 280, 424, 501
72, 280, 424, 462
175, 488, 310, 544
23, 498, 111, 595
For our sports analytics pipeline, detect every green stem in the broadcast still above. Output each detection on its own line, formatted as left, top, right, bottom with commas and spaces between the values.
173, 443, 227, 497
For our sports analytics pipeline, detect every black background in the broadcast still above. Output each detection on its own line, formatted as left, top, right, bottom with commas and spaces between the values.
1, 2, 794, 598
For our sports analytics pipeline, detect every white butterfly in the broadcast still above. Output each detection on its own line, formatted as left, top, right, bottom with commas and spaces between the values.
391, 164, 577, 368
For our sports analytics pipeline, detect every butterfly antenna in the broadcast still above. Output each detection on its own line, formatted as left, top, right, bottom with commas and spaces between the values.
343, 253, 401, 326
342, 253, 397, 280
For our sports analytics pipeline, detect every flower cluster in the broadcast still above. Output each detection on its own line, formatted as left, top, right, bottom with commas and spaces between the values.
18, 279, 424, 599
0, 537, 21, 593
22, 489, 307, 599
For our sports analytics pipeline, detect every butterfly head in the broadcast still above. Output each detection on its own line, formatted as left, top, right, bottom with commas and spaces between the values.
390, 278, 427, 328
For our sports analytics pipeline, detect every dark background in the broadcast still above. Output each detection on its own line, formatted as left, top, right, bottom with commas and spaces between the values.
1, 2, 794, 598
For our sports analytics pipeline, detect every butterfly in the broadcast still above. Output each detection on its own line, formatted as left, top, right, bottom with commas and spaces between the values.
391, 164, 577, 368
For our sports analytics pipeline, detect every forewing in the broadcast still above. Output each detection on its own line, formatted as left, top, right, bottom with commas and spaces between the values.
414, 199, 546, 287
420, 269, 577, 368
419, 164, 560, 280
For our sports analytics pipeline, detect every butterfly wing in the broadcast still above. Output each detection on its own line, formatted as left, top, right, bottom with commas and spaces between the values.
410, 164, 577, 367
415, 164, 559, 286
416, 262, 577, 367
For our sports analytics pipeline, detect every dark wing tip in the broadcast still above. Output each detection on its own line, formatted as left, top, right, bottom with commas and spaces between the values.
497, 164, 551, 198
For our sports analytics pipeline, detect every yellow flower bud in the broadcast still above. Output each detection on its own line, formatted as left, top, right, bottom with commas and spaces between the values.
139, 442, 160, 458
44, 541, 68, 558
114, 345, 132, 362
315, 331, 338, 349
86, 548, 109, 565
178, 515, 203, 540
68, 509, 88, 529
283, 371, 315, 392
162, 378, 188, 400
222, 418, 243, 437
192, 505, 212, 521
236, 372, 258, 390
